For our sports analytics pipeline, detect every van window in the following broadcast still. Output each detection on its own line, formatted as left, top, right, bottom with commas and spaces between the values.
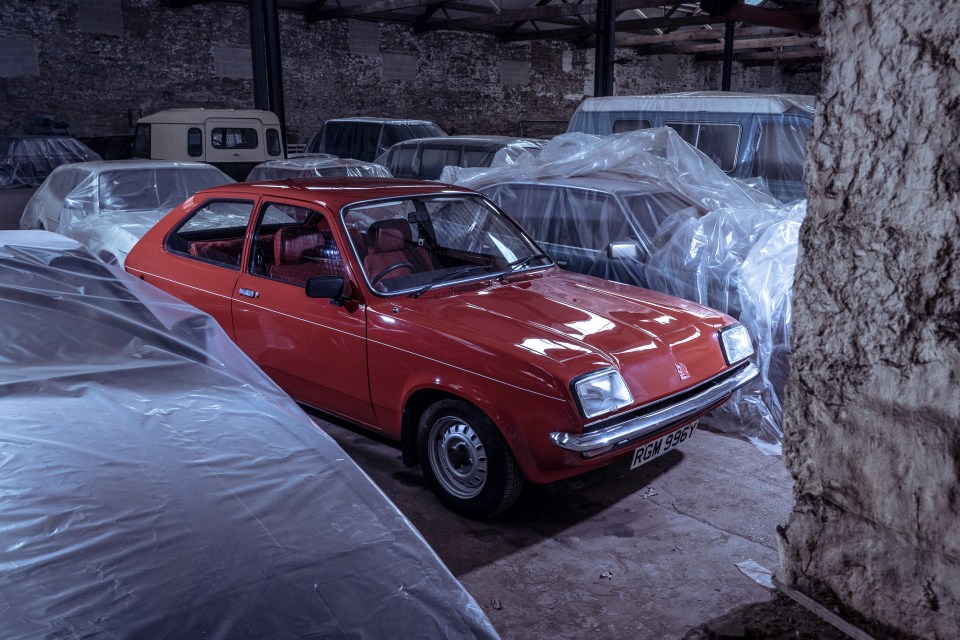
211, 128, 258, 150
612, 118, 652, 133
664, 121, 741, 172
266, 129, 282, 156
187, 127, 203, 157
419, 147, 461, 180
132, 124, 151, 158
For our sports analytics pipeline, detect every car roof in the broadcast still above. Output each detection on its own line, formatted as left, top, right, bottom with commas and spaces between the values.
574, 91, 815, 116
324, 117, 439, 125
389, 135, 542, 148
49, 158, 225, 178
484, 175, 674, 196
137, 108, 281, 125
207, 177, 474, 204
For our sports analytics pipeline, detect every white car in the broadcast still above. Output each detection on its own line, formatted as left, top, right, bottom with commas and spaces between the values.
20, 159, 233, 265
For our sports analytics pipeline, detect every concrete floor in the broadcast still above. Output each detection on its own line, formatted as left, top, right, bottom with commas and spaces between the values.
308, 411, 798, 640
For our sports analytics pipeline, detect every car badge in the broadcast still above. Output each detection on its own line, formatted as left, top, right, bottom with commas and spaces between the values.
675, 363, 691, 380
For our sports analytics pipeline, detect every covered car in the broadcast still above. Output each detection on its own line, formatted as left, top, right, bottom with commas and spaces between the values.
247, 153, 392, 180
376, 135, 543, 180
0, 230, 498, 639
446, 129, 792, 454
305, 117, 447, 162
20, 159, 233, 265
125, 178, 758, 519
0, 134, 101, 189
566, 92, 814, 203
478, 176, 695, 288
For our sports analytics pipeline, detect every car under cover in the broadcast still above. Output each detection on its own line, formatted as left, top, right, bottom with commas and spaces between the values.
0, 231, 497, 639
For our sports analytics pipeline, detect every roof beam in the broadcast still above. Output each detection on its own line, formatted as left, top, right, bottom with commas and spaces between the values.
696, 48, 824, 62
502, 14, 721, 42
306, 0, 451, 23
630, 34, 821, 55
614, 25, 793, 46
421, 0, 677, 33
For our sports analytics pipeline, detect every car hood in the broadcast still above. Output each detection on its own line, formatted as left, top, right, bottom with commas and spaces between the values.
402, 270, 735, 399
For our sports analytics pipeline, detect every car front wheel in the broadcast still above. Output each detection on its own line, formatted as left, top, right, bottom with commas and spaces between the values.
417, 399, 524, 518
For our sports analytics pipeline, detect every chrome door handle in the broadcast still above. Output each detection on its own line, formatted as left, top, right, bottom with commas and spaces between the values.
238, 288, 260, 298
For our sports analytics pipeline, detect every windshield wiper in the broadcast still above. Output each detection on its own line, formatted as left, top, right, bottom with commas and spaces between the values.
410, 265, 496, 298
498, 253, 551, 280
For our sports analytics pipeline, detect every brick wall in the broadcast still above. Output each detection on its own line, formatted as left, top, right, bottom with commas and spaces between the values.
0, 0, 820, 143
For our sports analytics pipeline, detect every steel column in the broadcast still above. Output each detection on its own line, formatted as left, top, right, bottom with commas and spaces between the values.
263, 0, 287, 152
249, 0, 269, 110
593, 0, 616, 97
721, 19, 735, 90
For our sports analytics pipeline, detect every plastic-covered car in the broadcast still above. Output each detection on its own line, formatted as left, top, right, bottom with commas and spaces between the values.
0, 230, 498, 639
304, 117, 447, 162
125, 178, 758, 518
479, 176, 696, 287
0, 134, 101, 189
247, 154, 392, 180
20, 159, 233, 265
375, 136, 543, 180
446, 129, 791, 453
567, 92, 813, 203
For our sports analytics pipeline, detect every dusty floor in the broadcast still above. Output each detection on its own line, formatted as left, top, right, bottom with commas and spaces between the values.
308, 411, 849, 640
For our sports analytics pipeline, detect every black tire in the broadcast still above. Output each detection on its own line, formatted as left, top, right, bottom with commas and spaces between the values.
417, 399, 524, 519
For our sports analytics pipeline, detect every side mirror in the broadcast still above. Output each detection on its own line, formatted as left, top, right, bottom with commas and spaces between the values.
607, 241, 641, 261
306, 276, 344, 300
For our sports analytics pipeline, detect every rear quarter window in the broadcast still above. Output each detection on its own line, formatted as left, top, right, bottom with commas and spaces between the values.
166, 199, 255, 269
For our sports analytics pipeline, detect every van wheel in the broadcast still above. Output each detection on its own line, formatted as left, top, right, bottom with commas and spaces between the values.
417, 399, 524, 519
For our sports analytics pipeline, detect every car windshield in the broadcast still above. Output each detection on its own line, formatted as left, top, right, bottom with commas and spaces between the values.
342, 194, 550, 295
97, 167, 229, 213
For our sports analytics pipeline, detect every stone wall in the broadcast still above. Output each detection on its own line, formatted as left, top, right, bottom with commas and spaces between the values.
1, 0, 818, 144
780, 0, 960, 638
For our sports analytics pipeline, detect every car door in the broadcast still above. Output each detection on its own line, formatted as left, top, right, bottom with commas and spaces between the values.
230, 200, 376, 427
158, 198, 258, 335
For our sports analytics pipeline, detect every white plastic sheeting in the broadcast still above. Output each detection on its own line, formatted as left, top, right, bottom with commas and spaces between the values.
646, 202, 806, 453
20, 160, 233, 265
248, 154, 393, 180
445, 129, 798, 452
0, 135, 101, 188
0, 231, 499, 639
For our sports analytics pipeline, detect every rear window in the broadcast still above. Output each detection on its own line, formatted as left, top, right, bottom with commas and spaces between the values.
612, 118, 652, 133
211, 128, 258, 150
132, 124, 151, 158
266, 129, 282, 156
664, 121, 741, 172
187, 128, 203, 157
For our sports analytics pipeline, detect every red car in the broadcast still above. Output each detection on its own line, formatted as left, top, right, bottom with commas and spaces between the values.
126, 179, 758, 518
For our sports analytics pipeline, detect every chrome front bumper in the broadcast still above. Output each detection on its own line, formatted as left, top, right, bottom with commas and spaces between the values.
550, 362, 759, 458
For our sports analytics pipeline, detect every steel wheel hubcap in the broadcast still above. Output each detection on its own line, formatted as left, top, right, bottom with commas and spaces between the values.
428, 416, 487, 499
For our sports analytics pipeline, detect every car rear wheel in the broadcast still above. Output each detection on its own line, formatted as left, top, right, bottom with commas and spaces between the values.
418, 399, 524, 519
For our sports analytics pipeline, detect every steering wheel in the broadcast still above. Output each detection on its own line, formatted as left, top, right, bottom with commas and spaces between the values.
370, 261, 416, 285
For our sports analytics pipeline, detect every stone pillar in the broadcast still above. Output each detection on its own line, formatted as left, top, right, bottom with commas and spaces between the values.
779, 1, 960, 638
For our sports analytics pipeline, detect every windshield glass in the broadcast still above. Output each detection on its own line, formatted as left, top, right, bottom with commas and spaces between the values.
342, 194, 549, 295
97, 167, 231, 213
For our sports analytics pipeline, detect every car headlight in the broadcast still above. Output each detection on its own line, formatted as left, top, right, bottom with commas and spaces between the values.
719, 324, 754, 365
572, 368, 634, 419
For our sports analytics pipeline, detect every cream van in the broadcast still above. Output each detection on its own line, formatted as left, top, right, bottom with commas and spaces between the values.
132, 109, 283, 180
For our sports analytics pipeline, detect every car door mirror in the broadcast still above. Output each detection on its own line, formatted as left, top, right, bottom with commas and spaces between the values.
607, 241, 640, 261
306, 276, 344, 300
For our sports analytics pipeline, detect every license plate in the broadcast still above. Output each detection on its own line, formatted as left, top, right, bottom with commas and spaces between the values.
630, 423, 697, 470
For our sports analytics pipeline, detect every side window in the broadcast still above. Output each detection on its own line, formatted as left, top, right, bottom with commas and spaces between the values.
211, 128, 258, 150
250, 203, 345, 287
664, 121, 741, 173
612, 118, 652, 133
132, 124, 151, 158
418, 147, 460, 180
187, 127, 203, 157
165, 200, 255, 269
266, 128, 282, 156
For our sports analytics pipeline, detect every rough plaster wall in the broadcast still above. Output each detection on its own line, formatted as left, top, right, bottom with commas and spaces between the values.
1, 0, 817, 142
779, 1, 960, 638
